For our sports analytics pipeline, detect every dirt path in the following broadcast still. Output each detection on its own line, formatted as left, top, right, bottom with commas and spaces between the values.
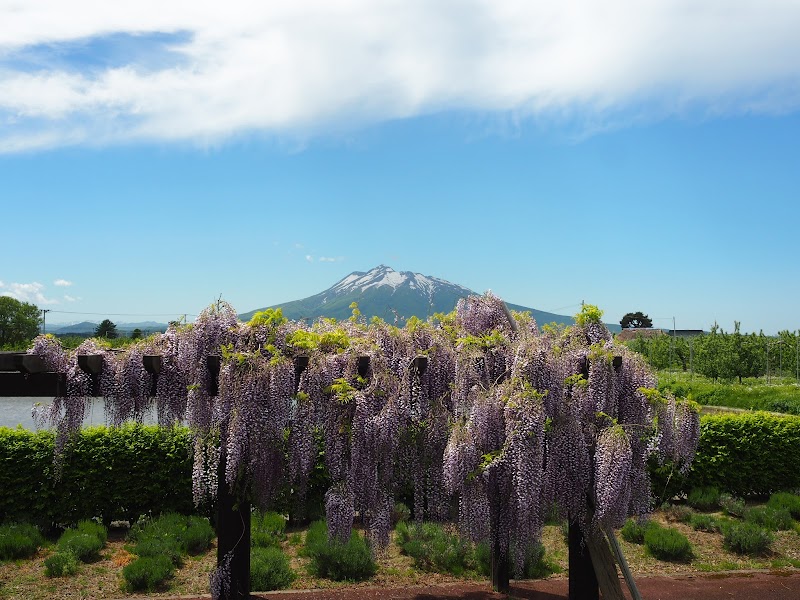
121, 570, 800, 600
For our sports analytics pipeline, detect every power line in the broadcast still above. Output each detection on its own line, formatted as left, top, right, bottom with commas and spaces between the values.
47, 310, 198, 318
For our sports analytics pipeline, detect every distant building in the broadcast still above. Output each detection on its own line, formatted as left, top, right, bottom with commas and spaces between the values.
616, 328, 665, 342
664, 329, 705, 337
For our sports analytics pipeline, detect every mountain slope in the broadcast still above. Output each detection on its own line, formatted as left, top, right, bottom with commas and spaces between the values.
240, 265, 587, 329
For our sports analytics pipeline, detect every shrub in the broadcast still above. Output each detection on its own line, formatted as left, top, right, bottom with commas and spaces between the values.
0, 522, 44, 560
396, 522, 473, 576
57, 530, 103, 563
620, 517, 656, 544
129, 513, 213, 560
689, 513, 723, 533
252, 511, 287, 548
392, 502, 411, 525
123, 555, 174, 591
304, 520, 376, 581
520, 542, 561, 579
687, 487, 720, 511
723, 522, 773, 556
644, 526, 693, 562
250, 547, 296, 591
44, 551, 79, 577
719, 494, 746, 518
132, 535, 183, 567
661, 503, 694, 523
76, 520, 107, 545
768, 492, 800, 520
744, 506, 794, 531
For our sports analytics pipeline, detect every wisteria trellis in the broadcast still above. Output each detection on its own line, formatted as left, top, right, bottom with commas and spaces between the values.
29, 295, 700, 593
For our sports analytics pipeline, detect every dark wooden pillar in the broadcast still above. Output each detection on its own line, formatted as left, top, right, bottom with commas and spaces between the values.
216, 429, 251, 600
209, 355, 250, 600
569, 523, 599, 600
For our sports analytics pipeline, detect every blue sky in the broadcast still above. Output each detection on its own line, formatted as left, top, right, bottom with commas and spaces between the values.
1, 2, 799, 334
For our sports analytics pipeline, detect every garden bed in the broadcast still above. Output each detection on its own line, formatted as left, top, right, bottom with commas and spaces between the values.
1, 505, 799, 600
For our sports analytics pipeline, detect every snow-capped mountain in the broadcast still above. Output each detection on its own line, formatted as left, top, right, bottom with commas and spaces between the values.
240, 265, 577, 327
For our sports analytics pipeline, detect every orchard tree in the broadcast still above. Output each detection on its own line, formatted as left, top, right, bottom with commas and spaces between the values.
94, 319, 118, 339
0, 296, 41, 348
620, 311, 653, 329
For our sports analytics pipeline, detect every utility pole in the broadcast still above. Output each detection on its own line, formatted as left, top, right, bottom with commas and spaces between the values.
41, 309, 50, 334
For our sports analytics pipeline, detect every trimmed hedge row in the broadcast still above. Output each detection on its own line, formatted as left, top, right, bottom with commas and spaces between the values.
0, 424, 194, 528
683, 413, 800, 497
2, 412, 798, 528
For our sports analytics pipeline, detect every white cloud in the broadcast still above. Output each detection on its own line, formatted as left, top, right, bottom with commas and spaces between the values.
319, 256, 343, 262
63, 294, 80, 302
0, 282, 58, 305
305, 255, 314, 262
53, 279, 73, 287
1, 1, 799, 151
0, 280, 4, 287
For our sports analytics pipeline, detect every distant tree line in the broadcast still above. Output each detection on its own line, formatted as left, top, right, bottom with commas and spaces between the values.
623, 322, 799, 383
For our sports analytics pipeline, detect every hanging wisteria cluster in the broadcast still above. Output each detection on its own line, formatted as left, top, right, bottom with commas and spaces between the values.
28, 295, 700, 581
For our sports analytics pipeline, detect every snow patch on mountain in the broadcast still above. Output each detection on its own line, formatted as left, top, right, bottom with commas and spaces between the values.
329, 265, 470, 300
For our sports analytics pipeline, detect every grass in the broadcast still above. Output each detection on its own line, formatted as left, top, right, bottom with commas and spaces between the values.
657, 371, 800, 414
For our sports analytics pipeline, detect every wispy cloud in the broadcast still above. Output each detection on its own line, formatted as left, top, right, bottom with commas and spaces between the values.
1, 2, 799, 152
319, 256, 344, 263
53, 279, 73, 287
63, 294, 80, 302
305, 255, 314, 263
0, 282, 58, 305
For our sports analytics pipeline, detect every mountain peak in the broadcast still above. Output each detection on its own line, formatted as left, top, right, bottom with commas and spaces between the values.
329, 265, 471, 299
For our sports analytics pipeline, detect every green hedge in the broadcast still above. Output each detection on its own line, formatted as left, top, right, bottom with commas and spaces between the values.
651, 412, 800, 499
0, 424, 194, 528
2, 413, 798, 528
686, 413, 800, 497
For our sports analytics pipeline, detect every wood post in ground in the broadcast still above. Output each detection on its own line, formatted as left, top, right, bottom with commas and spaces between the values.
569, 523, 599, 600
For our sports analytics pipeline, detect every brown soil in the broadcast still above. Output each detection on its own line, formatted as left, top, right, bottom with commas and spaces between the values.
1, 511, 799, 600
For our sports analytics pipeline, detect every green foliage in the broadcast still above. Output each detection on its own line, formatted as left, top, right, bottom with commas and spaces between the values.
743, 506, 794, 531
248, 308, 288, 328
0, 522, 44, 560
687, 487, 720, 511
250, 546, 296, 591
122, 555, 174, 591
129, 513, 214, 562
658, 372, 800, 415
44, 551, 79, 577
620, 311, 653, 329
0, 296, 41, 348
56, 520, 107, 564
395, 521, 473, 577
643, 526, 693, 562
0, 425, 194, 527
303, 520, 376, 581
689, 513, 723, 533
767, 492, 800, 520
684, 413, 800, 497
620, 517, 657, 544
719, 494, 746, 518
94, 319, 118, 339
57, 529, 104, 563
519, 542, 561, 579
286, 328, 350, 353
575, 304, 603, 327
392, 502, 411, 525
723, 521, 773, 556
660, 503, 694, 523
251, 511, 287, 548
